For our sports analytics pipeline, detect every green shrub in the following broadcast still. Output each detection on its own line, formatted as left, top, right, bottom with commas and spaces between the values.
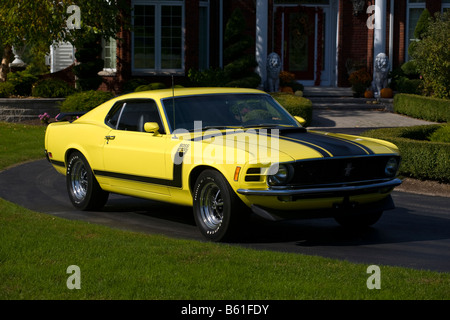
134, 82, 166, 92
188, 68, 229, 87
401, 61, 420, 78
394, 94, 450, 122
429, 125, 450, 143
396, 77, 423, 95
59, 90, 115, 112
223, 8, 261, 88
271, 92, 313, 127
363, 125, 450, 182
0, 82, 15, 98
411, 11, 450, 99
7, 70, 38, 96
32, 79, 75, 98
122, 78, 150, 93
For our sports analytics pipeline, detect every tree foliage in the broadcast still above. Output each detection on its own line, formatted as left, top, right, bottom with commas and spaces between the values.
412, 11, 450, 99
0, 0, 131, 81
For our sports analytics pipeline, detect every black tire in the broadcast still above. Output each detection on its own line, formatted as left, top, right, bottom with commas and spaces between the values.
334, 211, 383, 228
66, 151, 109, 211
193, 169, 249, 242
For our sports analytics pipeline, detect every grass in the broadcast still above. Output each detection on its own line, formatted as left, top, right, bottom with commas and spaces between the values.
2, 199, 449, 300
0, 121, 449, 300
0, 122, 46, 170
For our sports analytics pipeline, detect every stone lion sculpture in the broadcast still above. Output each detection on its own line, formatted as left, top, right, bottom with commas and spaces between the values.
372, 53, 390, 97
266, 52, 282, 92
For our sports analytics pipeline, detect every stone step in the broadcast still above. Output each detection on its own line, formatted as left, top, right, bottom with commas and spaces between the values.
303, 86, 354, 97
0, 114, 38, 123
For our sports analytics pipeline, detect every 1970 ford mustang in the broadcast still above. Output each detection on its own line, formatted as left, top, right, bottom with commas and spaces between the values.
45, 87, 402, 241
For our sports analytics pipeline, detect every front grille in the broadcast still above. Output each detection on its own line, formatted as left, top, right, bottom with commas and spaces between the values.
288, 155, 400, 187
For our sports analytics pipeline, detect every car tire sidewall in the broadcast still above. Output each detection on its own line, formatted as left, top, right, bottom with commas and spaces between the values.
66, 151, 106, 211
193, 170, 236, 242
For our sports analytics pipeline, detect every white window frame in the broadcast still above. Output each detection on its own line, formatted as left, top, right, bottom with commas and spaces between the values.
405, 0, 426, 61
132, 0, 185, 75
102, 37, 117, 73
442, 0, 450, 12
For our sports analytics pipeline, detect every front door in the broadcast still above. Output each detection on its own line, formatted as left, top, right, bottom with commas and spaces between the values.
283, 6, 316, 80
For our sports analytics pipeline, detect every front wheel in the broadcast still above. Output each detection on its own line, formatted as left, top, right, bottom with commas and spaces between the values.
66, 151, 109, 211
193, 170, 249, 242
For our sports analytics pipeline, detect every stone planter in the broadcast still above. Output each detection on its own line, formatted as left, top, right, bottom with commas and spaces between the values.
0, 98, 64, 122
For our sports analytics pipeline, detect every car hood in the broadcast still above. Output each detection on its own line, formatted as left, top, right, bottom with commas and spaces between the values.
191, 127, 399, 164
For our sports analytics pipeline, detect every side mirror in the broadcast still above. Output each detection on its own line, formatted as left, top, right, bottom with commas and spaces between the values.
294, 116, 306, 126
144, 122, 160, 134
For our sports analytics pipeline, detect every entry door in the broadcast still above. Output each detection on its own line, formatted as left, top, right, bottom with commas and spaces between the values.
283, 6, 316, 80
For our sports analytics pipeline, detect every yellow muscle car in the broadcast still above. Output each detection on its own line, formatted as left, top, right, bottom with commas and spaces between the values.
45, 88, 402, 241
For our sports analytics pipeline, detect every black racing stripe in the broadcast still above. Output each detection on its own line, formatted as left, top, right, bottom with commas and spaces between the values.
313, 132, 375, 155
94, 161, 183, 188
281, 132, 372, 157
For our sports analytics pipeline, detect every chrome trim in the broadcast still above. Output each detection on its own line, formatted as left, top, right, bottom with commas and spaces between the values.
237, 178, 402, 196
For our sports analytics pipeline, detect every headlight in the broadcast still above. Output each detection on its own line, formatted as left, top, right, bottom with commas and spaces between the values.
385, 157, 399, 177
268, 164, 293, 186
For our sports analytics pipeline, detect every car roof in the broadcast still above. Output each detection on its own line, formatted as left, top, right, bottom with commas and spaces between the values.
114, 87, 267, 101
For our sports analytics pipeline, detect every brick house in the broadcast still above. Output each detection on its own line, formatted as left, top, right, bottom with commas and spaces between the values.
92, 0, 449, 92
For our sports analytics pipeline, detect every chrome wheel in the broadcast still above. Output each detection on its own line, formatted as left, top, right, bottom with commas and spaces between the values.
199, 181, 224, 230
66, 151, 109, 211
193, 170, 250, 242
70, 159, 88, 201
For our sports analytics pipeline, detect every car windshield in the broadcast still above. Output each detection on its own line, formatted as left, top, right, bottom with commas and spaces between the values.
162, 93, 299, 132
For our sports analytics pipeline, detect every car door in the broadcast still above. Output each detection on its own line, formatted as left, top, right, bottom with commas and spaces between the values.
101, 99, 173, 196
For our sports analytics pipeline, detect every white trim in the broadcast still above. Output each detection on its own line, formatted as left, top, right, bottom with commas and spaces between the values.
256, 0, 268, 87
405, 1, 425, 61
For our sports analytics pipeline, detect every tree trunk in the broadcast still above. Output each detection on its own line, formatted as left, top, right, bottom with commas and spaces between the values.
0, 45, 12, 82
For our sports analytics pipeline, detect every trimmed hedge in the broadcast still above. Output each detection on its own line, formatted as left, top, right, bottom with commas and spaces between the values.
59, 90, 115, 112
363, 125, 450, 182
271, 92, 313, 127
394, 94, 450, 122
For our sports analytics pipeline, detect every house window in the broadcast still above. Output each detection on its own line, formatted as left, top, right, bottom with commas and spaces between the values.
406, 0, 425, 60
443, 0, 450, 12
102, 38, 117, 71
132, 0, 184, 74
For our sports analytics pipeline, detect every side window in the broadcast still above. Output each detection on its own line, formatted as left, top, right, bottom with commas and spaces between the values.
115, 99, 165, 134
105, 102, 125, 129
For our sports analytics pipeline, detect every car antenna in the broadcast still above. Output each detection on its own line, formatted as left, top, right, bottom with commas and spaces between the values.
172, 74, 177, 139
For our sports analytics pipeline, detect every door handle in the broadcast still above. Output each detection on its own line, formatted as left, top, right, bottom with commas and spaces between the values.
105, 135, 115, 144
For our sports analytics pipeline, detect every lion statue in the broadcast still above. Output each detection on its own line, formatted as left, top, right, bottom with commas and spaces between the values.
266, 52, 282, 92
372, 53, 390, 97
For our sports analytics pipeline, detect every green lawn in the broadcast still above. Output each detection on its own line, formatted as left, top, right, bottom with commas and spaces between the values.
0, 122, 449, 300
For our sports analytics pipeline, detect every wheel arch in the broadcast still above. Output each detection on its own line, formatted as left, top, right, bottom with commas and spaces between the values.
188, 165, 219, 196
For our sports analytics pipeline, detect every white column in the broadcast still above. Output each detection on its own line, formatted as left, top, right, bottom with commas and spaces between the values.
374, 0, 387, 62
255, 0, 268, 89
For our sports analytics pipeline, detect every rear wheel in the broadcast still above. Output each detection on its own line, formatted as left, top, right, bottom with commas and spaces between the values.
334, 211, 383, 228
193, 170, 249, 242
66, 151, 109, 211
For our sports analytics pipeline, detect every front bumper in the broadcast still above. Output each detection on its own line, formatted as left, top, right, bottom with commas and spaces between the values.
237, 178, 402, 197
237, 178, 402, 221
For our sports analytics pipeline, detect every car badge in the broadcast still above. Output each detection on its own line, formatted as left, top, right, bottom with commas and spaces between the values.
344, 163, 354, 177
